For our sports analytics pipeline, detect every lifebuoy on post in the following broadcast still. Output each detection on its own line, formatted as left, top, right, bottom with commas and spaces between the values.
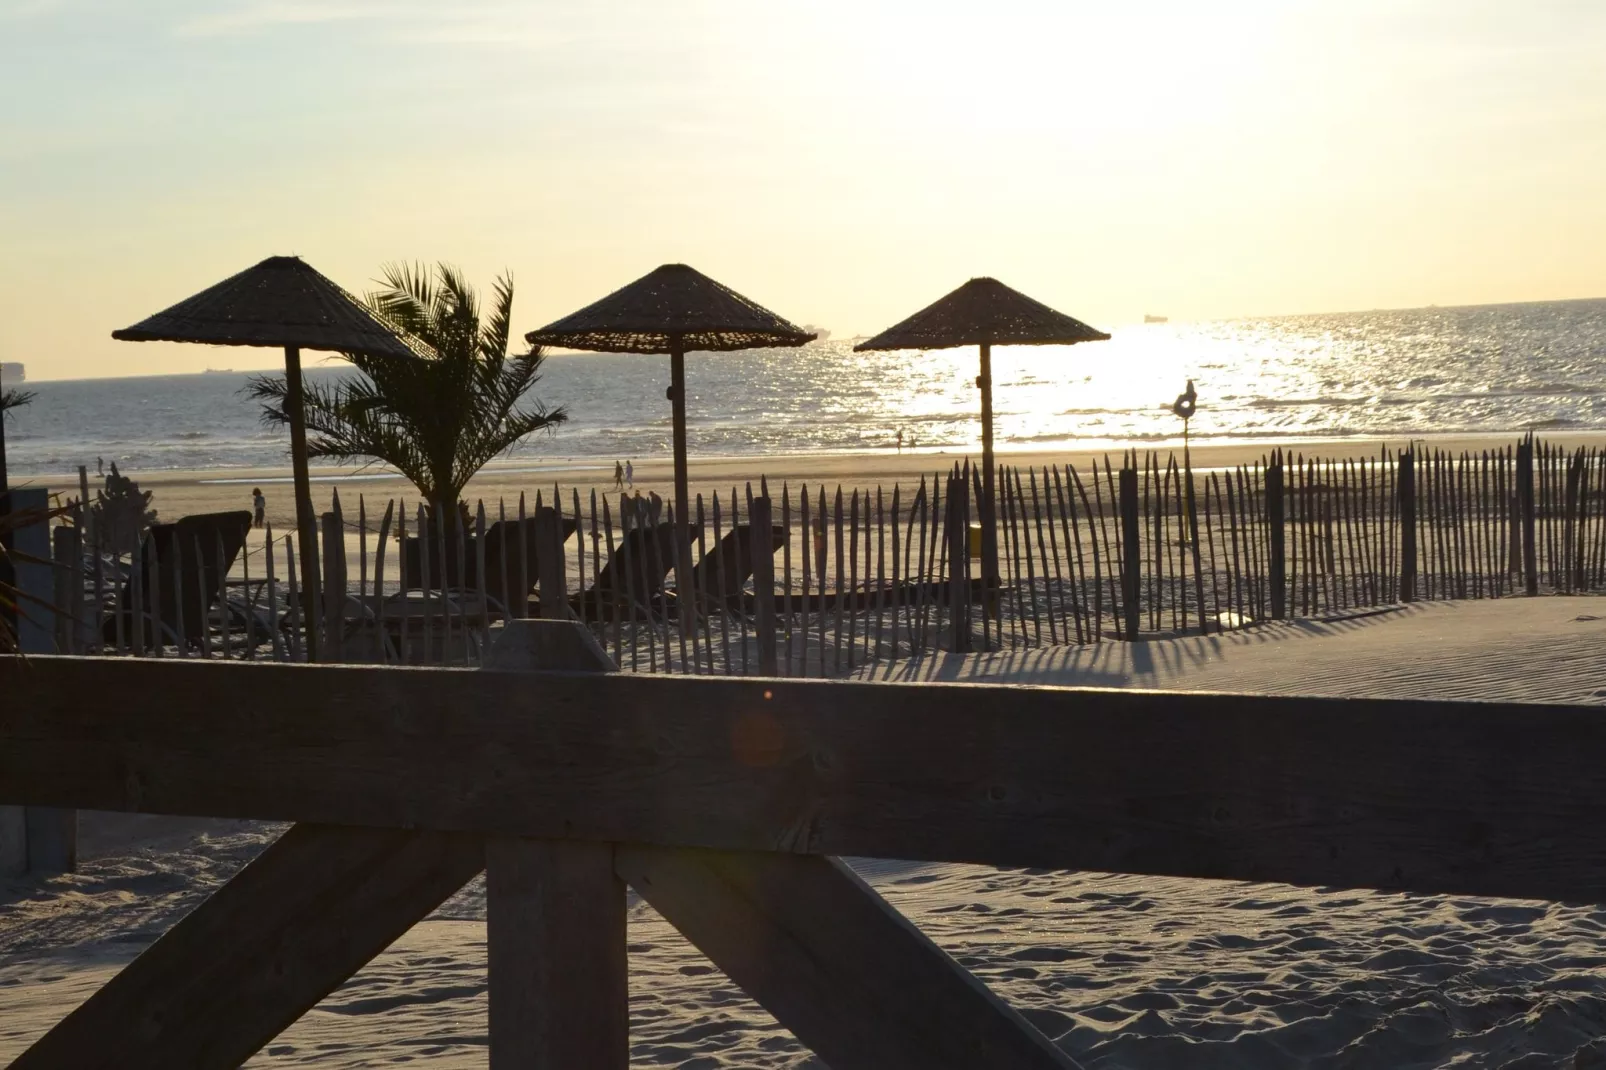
1171, 379, 1198, 421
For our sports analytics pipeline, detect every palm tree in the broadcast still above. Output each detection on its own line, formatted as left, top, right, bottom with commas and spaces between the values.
248, 263, 566, 520
1, 385, 32, 490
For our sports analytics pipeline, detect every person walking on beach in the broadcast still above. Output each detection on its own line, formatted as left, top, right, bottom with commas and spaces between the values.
897, 429, 904, 453
96, 456, 104, 476
625, 459, 634, 489
614, 460, 625, 490
252, 487, 266, 528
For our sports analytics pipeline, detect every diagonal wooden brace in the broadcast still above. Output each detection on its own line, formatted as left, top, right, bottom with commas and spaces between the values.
11, 823, 484, 1070
616, 845, 1082, 1070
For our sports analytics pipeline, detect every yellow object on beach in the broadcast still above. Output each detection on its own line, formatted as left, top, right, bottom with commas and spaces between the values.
968, 522, 983, 558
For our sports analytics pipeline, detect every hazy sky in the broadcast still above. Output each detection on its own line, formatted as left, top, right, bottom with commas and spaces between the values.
3, 0, 1603, 380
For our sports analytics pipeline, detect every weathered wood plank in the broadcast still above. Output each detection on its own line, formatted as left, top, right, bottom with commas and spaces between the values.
617, 845, 1079, 1070
487, 837, 627, 1069
8, 656, 1606, 900
482, 618, 628, 1068
10, 823, 483, 1070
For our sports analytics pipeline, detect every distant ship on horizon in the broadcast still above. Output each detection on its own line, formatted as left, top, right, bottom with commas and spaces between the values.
1, 361, 23, 383
201, 367, 235, 374
1143, 314, 1169, 324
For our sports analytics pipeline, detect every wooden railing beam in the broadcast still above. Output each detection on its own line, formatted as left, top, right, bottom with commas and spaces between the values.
7, 655, 1606, 901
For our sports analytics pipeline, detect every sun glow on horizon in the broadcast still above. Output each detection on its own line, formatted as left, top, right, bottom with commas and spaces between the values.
1, 0, 1603, 380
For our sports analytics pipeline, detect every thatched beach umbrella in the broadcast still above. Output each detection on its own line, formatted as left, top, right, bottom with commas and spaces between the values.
524, 263, 815, 525
855, 277, 1109, 581
113, 256, 423, 658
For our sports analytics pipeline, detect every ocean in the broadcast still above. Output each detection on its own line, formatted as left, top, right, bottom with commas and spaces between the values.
5, 297, 1605, 478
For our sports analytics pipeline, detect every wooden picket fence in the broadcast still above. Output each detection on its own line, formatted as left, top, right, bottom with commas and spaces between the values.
35, 435, 1606, 673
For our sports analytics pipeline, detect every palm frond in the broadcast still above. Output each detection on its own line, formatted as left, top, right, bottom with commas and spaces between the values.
241, 262, 567, 509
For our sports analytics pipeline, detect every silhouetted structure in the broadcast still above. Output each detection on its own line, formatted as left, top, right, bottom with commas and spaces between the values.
524, 264, 814, 530
102, 510, 252, 649
856, 278, 1108, 583
112, 256, 424, 659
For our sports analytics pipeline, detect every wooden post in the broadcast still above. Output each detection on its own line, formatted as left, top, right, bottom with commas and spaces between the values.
947, 474, 970, 653
1266, 454, 1287, 619
11, 488, 76, 874
481, 619, 627, 1070
52, 523, 79, 655
1565, 449, 1583, 593
1186, 460, 1206, 635
24, 489, 76, 872
751, 495, 779, 675
320, 510, 345, 662
1118, 464, 1140, 641
1519, 435, 1538, 595
283, 345, 320, 660
11, 486, 53, 654
535, 508, 566, 622
1399, 450, 1417, 603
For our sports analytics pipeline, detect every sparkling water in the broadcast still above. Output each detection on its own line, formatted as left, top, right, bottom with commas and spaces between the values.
5, 297, 1604, 477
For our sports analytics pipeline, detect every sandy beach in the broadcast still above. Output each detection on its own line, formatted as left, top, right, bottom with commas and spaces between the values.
6, 598, 1606, 1068
25, 431, 1606, 530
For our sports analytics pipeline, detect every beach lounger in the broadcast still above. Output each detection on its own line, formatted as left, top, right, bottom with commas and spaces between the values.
578, 520, 697, 620
102, 510, 252, 650
688, 523, 787, 611
399, 510, 577, 614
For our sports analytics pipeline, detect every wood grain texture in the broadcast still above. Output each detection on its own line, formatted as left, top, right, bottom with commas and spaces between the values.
487, 837, 627, 1069
481, 618, 628, 1069
8, 656, 1606, 901
10, 823, 483, 1070
617, 845, 1079, 1070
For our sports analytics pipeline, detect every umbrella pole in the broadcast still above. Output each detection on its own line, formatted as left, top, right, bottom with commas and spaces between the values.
670, 346, 695, 642
284, 345, 321, 661
670, 347, 690, 526
978, 343, 1000, 591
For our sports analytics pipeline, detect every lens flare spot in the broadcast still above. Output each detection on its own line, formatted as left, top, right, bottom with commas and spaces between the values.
731, 711, 786, 767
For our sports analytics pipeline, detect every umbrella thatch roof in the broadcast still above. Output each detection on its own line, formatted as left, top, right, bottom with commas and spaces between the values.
853, 277, 1109, 351
524, 264, 815, 354
112, 256, 425, 359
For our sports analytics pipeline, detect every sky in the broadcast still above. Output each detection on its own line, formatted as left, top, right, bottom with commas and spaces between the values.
2, 0, 1604, 380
